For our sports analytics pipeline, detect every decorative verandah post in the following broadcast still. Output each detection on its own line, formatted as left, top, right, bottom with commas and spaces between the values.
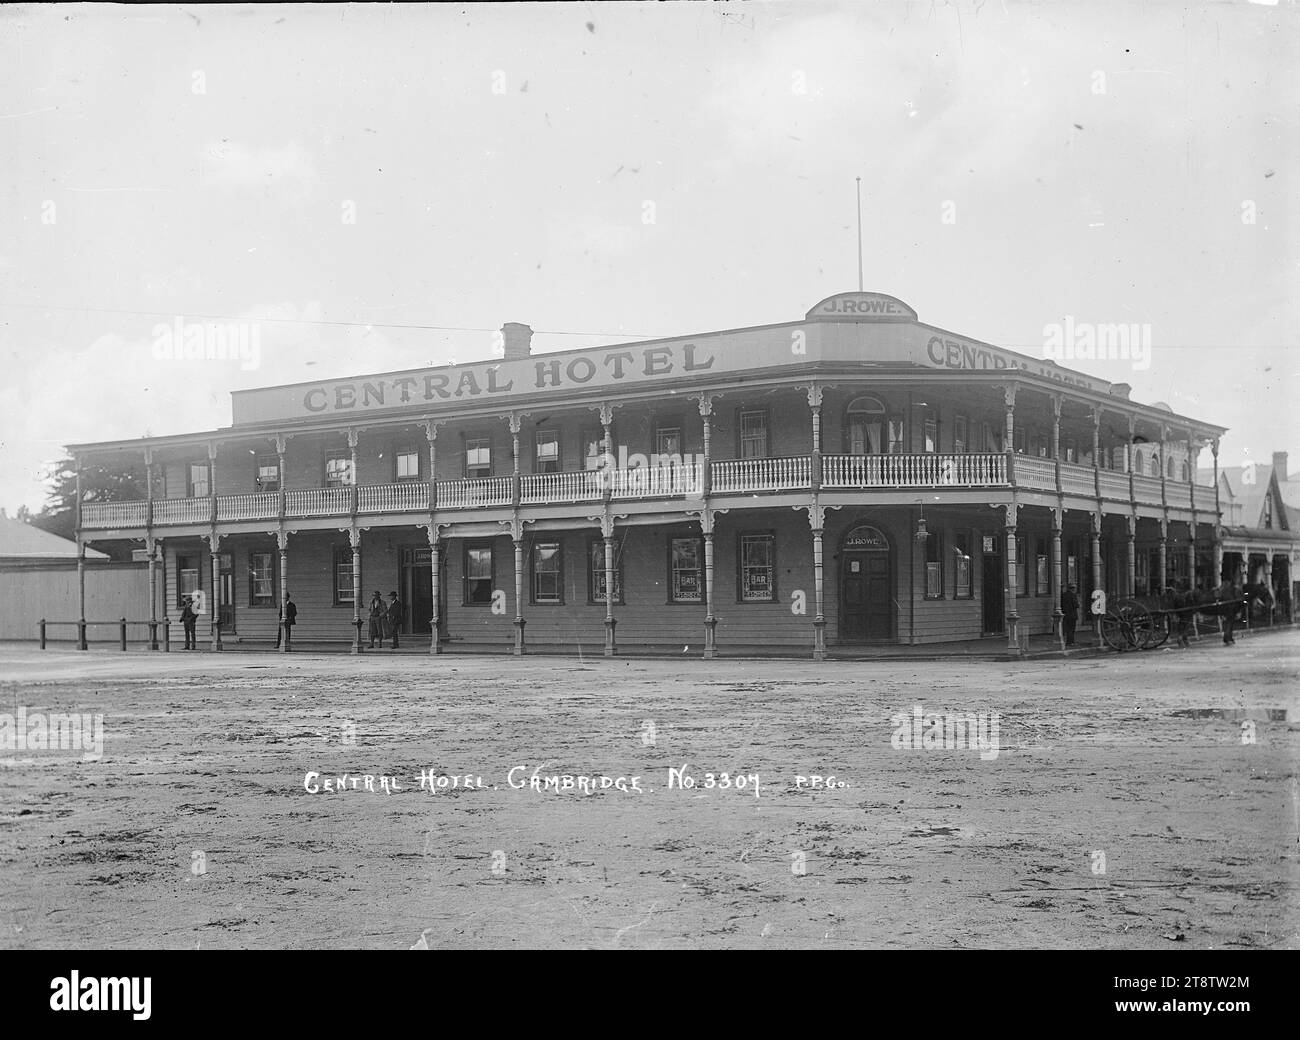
1003, 501, 1020, 652
423, 419, 443, 654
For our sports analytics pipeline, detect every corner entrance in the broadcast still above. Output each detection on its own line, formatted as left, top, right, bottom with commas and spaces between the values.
838, 524, 894, 642
981, 534, 1004, 634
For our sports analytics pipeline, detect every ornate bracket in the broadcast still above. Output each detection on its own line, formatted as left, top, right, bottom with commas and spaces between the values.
504, 412, 531, 436
690, 392, 718, 418
588, 402, 621, 427
684, 506, 729, 535
206, 531, 222, 553
498, 516, 531, 542
792, 501, 841, 532
421, 419, 444, 444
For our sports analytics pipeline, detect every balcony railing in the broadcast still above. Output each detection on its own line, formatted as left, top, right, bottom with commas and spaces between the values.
712, 456, 811, 493
436, 477, 513, 510
217, 492, 280, 521
1098, 470, 1131, 499
285, 487, 353, 517
611, 463, 704, 500
81, 501, 149, 529
359, 482, 430, 514
1013, 455, 1057, 491
1132, 474, 1164, 506
521, 470, 604, 505
152, 497, 211, 525
822, 453, 1006, 488
1059, 461, 1096, 496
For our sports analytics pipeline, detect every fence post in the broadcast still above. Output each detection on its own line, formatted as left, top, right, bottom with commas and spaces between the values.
39, 618, 46, 650
120, 618, 128, 652
163, 617, 171, 652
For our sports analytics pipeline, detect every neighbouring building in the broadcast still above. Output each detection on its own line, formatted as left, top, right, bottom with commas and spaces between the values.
69, 290, 1233, 657
0, 515, 146, 642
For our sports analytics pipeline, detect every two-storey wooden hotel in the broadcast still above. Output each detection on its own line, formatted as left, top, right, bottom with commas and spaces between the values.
70, 291, 1232, 657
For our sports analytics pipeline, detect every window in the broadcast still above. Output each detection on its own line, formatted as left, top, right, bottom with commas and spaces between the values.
669, 537, 703, 603
535, 429, 561, 473
464, 543, 494, 604
188, 463, 210, 498
1064, 440, 1077, 464
922, 411, 939, 454
847, 396, 885, 454
886, 417, 905, 454
1180, 461, 1189, 482
249, 552, 275, 606
333, 548, 355, 604
953, 532, 972, 598
954, 415, 968, 454
1263, 493, 1273, 530
1149, 453, 1160, 477
1017, 536, 1030, 596
395, 447, 420, 481
582, 428, 606, 469
655, 426, 682, 462
589, 536, 623, 603
1036, 433, 1049, 458
1035, 538, 1049, 595
255, 455, 280, 492
739, 411, 769, 459
178, 555, 200, 608
465, 438, 491, 478
1066, 545, 1079, 589
325, 453, 354, 487
1166, 457, 1175, 479
984, 423, 1002, 453
1135, 548, 1150, 596
1014, 428, 1026, 454
738, 533, 775, 602
925, 531, 943, 598
531, 541, 562, 604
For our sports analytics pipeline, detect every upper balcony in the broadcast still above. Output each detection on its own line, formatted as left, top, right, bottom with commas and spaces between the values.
78, 451, 1212, 531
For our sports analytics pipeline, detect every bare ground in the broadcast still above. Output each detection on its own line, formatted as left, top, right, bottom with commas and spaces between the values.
0, 631, 1297, 950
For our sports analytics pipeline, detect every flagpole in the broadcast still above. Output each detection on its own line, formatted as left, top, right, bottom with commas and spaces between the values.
855, 176, 863, 291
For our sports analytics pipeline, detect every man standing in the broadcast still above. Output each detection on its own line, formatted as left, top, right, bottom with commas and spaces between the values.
385, 591, 404, 650
1061, 584, 1079, 647
180, 596, 197, 650
276, 593, 297, 650
1221, 576, 1243, 646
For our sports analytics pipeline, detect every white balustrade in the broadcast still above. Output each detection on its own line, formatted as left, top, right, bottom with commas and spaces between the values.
80, 501, 149, 529
152, 497, 212, 525
520, 471, 605, 505
436, 477, 513, 510
1014, 455, 1057, 491
284, 486, 353, 517
711, 456, 811, 493
611, 463, 704, 500
1132, 474, 1164, 505
821, 453, 1006, 488
216, 492, 280, 521
358, 482, 430, 513
1059, 462, 1097, 496
1097, 471, 1131, 499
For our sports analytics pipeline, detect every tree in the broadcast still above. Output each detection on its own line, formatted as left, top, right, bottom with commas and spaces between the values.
29, 454, 147, 541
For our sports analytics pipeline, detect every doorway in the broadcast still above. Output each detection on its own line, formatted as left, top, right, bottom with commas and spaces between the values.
217, 552, 235, 633
981, 536, 1003, 634
401, 547, 445, 640
838, 525, 894, 642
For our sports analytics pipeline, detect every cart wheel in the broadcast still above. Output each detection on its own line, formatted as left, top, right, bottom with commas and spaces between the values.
1100, 611, 1129, 651
1145, 612, 1172, 650
1114, 599, 1156, 649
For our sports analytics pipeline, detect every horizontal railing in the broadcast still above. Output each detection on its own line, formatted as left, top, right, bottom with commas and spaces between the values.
823, 453, 1007, 488
520, 470, 605, 505
285, 487, 353, 517
358, 482, 430, 513
1014, 455, 1057, 491
611, 463, 704, 499
712, 456, 811, 493
217, 492, 280, 521
436, 477, 513, 510
81, 501, 149, 529
1132, 474, 1164, 506
1098, 470, 1131, 499
152, 498, 211, 525
1059, 461, 1096, 496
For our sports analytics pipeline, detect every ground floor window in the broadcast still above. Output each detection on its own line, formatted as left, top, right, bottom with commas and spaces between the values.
1016, 536, 1029, 596
953, 532, 972, 598
588, 536, 623, 604
532, 541, 562, 604
738, 532, 775, 602
924, 531, 943, 598
1035, 537, 1049, 595
464, 542, 494, 604
333, 548, 354, 604
670, 537, 703, 603
249, 552, 275, 606
178, 555, 200, 608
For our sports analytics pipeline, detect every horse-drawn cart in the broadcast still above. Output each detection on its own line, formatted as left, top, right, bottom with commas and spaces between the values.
1096, 591, 1245, 652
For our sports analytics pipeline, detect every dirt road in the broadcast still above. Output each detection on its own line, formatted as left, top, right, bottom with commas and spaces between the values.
1, 632, 1296, 949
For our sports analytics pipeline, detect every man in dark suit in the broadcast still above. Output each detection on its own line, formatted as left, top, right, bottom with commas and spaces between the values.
180, 596, 197, 650
276, 594, 297, 650
385, 591, 404, 650
1061, 584, 1079, 646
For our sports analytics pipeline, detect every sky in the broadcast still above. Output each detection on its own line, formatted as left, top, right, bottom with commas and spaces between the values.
0, 0, 1296, 512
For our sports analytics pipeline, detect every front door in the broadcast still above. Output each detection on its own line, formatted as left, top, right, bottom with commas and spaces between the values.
218, 552, 235, 633
839, 525, 894, 642
982, 539, 1003, 634
402, 547, 446, 640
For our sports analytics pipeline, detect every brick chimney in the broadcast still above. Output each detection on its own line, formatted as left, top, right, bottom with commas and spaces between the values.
501, 322, 533, 361
1273, 451, 1289, 480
